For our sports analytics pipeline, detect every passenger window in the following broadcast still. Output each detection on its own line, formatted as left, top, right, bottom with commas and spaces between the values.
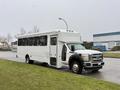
39, 36, 47, 46
18, 39, 22, 46
62, 45, 67, 61
18, 35, 47, 46
50, 37, 57, 45
28, 37, 34, 46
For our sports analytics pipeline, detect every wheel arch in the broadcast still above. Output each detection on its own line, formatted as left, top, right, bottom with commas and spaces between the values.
68, 54, 83, 70
25, 54, 29, 59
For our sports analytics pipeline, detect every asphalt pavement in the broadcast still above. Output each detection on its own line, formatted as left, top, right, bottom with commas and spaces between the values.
83, 58, 120, 84
0, 51, 120, 84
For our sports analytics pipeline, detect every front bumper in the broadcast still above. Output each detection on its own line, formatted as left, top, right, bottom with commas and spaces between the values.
83, 61, 104, 70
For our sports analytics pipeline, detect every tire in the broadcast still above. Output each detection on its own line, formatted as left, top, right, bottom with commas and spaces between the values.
25, 56, 33, 64
71, 61, 83, 74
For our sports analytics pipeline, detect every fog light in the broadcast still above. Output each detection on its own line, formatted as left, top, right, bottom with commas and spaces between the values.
101, 62, 104, 65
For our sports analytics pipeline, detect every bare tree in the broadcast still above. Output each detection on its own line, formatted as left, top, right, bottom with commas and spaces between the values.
6, 33, 12, 44
33, 25, 39, 33
20, 28, 26, 35
0, 35, 7, 42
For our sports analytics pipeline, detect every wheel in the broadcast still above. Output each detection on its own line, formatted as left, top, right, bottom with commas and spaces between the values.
71, 61, 83, 74
25, 56, 33, 64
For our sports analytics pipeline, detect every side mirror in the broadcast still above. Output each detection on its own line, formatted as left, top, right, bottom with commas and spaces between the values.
71, 45, 75, 51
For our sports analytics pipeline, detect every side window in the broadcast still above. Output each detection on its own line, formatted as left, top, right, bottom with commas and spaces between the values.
34, 37, 39, 46
28, 37, 33, 46
39, 36, 47, 46
18, 38, 27, 46
33, 37, 39, 46
50, 37, 57, 45
18, 35, 47, 46
24, 38, 28, 46
62, 44, 67, 61
18, 39, 22, 46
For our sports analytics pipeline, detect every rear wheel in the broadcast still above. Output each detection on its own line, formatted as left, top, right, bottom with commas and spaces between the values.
71, 61, 83, 74
25, 56, 33, 64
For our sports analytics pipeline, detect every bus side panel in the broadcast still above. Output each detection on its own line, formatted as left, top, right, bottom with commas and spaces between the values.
17, 46, 49, 63
28, 46, 49, 63
17, 46, 28, 60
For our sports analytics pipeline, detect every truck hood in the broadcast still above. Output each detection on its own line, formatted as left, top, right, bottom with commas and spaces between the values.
74, 50, 102, 55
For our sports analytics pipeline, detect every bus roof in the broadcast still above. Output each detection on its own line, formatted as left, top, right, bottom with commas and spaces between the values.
17, 30, 79, 38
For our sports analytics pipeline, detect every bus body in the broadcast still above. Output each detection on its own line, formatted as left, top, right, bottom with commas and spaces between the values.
17, 30, 104, 74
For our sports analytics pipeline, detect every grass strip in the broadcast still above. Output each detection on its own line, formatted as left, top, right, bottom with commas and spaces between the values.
103, 52, 120, 58
0, 59, 120, 90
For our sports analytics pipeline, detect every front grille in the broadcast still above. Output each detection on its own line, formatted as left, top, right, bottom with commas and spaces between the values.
93, 64, 98, 66
92, 54, 103, 61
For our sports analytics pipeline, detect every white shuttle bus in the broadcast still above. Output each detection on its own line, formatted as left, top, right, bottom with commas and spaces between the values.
17, 30, 104, 74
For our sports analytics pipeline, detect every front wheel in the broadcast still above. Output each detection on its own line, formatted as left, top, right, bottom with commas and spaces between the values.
71, 61, 83, 74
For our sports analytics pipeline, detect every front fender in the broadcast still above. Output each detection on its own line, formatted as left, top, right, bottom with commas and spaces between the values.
69, 54, 83, 66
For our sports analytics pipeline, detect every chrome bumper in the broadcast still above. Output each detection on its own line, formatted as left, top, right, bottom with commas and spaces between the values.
83, 61, 104, 69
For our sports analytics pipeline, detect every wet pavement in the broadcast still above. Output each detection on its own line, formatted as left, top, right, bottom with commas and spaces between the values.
0, 51, 25, 62
0, 51, 120, 84
83, 58, 120, 84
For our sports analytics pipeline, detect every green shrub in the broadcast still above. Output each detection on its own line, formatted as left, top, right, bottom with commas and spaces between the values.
111, 46, 120, 51
92, 47, 102, 51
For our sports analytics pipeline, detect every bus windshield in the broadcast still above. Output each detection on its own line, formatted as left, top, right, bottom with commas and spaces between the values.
67, 43, 86, 51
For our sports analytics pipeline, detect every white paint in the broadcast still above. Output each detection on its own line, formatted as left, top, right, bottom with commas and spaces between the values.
17, 30, 103, 68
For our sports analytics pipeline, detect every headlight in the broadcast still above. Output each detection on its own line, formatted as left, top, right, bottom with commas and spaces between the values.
88, 54, 92, 61
82, 54, 91, 62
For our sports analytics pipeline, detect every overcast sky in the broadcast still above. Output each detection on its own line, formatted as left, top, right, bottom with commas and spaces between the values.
0, 0, 120, 41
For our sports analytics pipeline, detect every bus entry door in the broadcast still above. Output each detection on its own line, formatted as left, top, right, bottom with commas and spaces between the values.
50, 35, 57, 66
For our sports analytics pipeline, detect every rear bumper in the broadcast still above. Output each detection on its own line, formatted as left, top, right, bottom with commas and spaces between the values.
83, 61, 104, 70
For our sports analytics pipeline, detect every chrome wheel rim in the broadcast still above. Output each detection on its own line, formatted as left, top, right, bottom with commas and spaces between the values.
72, 63, 79, 73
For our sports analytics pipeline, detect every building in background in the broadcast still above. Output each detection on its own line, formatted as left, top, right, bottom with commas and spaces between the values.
11, 41, 17, 52
0, 41, 10, 50
93, 31, 120, 51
